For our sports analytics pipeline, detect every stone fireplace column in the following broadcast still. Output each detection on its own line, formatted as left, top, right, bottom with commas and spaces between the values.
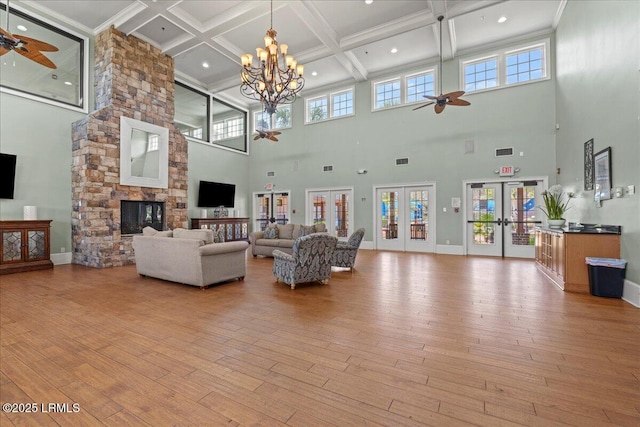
71, 27, 188, 268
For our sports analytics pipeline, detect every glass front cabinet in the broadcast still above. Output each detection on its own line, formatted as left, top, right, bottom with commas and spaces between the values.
0, 220, 53, 274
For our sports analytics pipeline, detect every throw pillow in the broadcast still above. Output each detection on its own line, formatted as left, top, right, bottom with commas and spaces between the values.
264, 225, 279, 239
214, 227, 225, 243
277, 223, 295, 240
300, 225, 315, 236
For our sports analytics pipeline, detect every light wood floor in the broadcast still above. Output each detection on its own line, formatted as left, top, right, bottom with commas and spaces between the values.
1, 250, 639, 426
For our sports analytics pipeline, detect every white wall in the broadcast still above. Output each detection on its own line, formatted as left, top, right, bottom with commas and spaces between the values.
248, 36, 558, 248
555, 0, 640, 284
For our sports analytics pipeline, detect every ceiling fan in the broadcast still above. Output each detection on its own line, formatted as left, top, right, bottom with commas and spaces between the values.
0, 0, 58, 69
413, 15, 470, 114
253, 129, 281, 142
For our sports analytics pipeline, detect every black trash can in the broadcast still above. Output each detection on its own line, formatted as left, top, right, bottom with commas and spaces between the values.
585, 258, 627, 298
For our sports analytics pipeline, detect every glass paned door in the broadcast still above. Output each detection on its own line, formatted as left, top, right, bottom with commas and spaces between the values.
307, 189, 353, 240
467, 184, 503, 256
466, 181, 542, 258
253, 192, 290, 231
377, 188, 402, 251
405, 187, 434, 252
376, 185, 434, 252
504, 182, 541, 258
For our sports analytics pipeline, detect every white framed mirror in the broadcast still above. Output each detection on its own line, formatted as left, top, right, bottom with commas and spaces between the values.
120, 116, 169, 189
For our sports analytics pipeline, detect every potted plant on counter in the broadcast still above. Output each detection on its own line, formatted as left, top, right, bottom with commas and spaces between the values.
540, 185, 573, 229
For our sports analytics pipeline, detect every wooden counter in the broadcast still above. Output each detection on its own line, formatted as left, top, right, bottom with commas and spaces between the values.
535, 227, 621, 292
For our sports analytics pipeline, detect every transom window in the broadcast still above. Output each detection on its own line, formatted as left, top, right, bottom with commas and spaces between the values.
254, 105, 292, 131
307, 97, 329, 122
406, 71, 435, 103
464, 57, 498, 92
373, 69, 435, 111
374, 79, 401, 109
506, 46, 544, 84
305, 87, 355, 124
460, 39, 549, 94
332, 90, 353, 117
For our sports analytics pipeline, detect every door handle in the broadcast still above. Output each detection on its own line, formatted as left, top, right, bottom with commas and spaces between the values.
496, 218, 502, 226
503, 218, 510, 226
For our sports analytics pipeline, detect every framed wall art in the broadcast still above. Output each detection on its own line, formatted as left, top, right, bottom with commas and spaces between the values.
584, 138, 594, 190
594, 147, 612, 201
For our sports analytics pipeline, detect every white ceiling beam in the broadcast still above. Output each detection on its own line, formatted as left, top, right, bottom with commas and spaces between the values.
289, 0, 368, 82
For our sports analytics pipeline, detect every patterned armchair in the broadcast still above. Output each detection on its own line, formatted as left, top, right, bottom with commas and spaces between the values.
272, 234, 338, 289
332, 228, 365, 270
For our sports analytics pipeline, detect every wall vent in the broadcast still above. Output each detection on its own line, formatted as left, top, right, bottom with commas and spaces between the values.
495, 147, 514, 157
323, 165, 333, 172
396, 158, 409, 166
266, 171, 275, 177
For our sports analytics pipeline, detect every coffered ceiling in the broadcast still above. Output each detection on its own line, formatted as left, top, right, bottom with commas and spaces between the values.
16, 0, 566, 107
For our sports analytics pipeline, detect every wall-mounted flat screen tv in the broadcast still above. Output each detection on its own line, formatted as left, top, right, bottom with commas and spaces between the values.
0, 153, 17, 199
197, 180, 235, 207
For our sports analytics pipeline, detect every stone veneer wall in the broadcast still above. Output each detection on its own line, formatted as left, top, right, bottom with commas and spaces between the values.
71, 27, 188, 268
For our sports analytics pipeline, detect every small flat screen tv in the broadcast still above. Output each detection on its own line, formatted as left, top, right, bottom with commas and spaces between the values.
198, 180, 235, 207
0, 153, 17, 199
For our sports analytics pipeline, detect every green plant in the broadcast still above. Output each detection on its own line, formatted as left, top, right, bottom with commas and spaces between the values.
540, 185, 572, 219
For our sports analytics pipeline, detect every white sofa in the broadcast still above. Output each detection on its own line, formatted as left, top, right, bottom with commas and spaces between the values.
132, 227, 249, 288
249, 223, 327, 257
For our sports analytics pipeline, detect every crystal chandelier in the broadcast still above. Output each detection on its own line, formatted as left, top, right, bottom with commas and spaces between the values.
240, 0, 304, 116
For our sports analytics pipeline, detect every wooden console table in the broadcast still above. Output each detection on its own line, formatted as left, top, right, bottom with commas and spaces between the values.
190, 217, 249, 242
1, 220, 53, 275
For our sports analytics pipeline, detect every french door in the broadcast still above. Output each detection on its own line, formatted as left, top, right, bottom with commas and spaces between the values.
253, 191, 290, 231
466, 180, 543, 258
376, 185, 435, 253
306, 188, 353, 240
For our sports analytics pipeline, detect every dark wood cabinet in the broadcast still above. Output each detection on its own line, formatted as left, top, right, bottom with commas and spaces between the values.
190, 218, 249, 242
1, 220, 53, 275
535, 227, 620, 292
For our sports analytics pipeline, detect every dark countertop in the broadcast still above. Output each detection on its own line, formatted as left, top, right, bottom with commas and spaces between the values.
538, 223, 622, 235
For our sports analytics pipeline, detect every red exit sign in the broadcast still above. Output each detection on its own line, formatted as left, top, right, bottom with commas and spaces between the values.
499, 166, 515, 176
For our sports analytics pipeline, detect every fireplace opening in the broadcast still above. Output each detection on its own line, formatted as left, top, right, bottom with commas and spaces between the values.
121, 201, 164, 235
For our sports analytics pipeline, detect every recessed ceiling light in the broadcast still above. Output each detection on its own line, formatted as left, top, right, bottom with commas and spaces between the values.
202, 62, 209, 68
17, 25, 27, 32
64, 81, 73, 86
311, 71, 318, 76
390, 47, 398, 54
498, 16, 507, 23
365, 0, 373, 4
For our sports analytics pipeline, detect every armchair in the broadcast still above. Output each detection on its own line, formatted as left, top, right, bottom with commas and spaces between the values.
332, 228, 365, 270
272, 234, 338, 289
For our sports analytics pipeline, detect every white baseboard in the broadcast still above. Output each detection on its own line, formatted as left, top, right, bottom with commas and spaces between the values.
360, 241, 374, 250
51, 252, 72, 265
623, 279, 640, 308
436, 245, 464, 255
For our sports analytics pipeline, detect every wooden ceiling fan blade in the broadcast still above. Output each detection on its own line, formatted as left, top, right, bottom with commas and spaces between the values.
444, 91, 465, 101
0, 27, 14, 38
269, 136, 278, 142
16, 34, 59, 52
271, 131, 281, 136
412, 102, 434, 111
434, 104, 446, 114
448, 99, 471, 106
253, 135, 261, 140
15, 48, 57, 69
0, 46, 9, 56
423, 94, 439, 100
